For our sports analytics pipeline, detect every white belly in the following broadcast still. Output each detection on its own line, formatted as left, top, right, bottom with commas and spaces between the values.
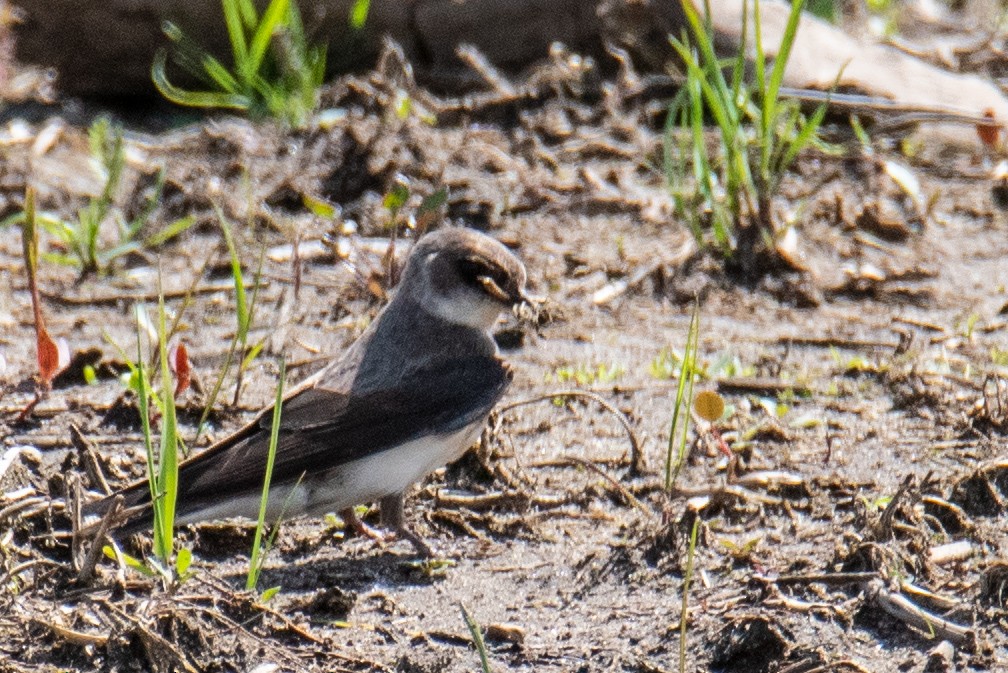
176, 423, 482, 525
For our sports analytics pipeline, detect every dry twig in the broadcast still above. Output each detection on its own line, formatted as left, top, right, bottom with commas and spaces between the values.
499, 389, 644, 474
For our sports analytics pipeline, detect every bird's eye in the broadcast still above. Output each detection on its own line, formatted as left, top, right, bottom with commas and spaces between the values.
456, 258, 491, 288
456, 258, 510, 300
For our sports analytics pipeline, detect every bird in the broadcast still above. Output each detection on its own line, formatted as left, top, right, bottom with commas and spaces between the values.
86, 227, 532, 556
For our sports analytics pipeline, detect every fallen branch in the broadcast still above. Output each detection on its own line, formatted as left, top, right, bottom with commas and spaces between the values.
76, 495, 123, 586
70, 424, 112, 496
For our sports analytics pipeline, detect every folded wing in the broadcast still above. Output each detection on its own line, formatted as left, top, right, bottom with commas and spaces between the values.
166, 354, 511, 509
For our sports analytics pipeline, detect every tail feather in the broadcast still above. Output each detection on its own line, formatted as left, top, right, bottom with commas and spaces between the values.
82, 480, 156, 537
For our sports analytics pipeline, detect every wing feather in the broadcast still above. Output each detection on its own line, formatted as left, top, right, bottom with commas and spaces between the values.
173, 354, 511, 504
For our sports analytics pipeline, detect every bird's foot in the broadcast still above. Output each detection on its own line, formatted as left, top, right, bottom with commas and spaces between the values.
339, 507, 390, 545
394, 525, 434, 558
379, 494, 434, 558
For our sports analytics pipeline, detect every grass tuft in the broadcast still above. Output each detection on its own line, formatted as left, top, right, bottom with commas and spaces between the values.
666, 0, 829, 271
152, 0, 366, 128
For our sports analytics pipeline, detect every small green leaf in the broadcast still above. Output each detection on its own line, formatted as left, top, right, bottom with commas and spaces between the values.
175, 547, 192, 576
261, 585, 281, 602
418, 187, 448, 215
241, 340, 265, 371
383, 182, 410, 214
302, 193, 336, 218
145, 215, 196, 248
106, 545, 157, 577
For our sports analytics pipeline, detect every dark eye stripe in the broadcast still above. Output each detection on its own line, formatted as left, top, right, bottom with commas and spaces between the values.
456, 258, 508, 292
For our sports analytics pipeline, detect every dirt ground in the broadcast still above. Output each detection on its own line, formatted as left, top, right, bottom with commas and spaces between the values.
1, 43, 1008, 673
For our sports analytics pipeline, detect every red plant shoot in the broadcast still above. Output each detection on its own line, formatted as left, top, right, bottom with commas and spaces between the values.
169, 340, 192, 399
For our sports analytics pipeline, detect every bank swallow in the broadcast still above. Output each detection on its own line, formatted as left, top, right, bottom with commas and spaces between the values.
88, 227, 531, 555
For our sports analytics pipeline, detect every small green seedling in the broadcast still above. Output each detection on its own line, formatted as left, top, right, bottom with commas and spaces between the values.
666, 300, 701, 490
34, 119, 194, 274
650, 348, 683, 380
678, 516, 701, 673
146, 294, 181, 565
102, 292, 191, 585
195, 208, 265, 440
550, 362, 625, 387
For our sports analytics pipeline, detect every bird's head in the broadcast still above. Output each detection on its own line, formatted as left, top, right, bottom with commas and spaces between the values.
400, 228, 532, 332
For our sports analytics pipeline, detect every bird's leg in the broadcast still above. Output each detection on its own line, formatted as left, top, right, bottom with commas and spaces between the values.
379, 493, 433, 557
339, 507, 387, 545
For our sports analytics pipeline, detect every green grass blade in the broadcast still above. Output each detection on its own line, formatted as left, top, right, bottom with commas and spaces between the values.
145, 215, 197, 248
670, 36, 735, 148
248, 0, 291, 76
460, 604, 493, 673
731, 0, 748, 102
152, 50, 251, 110
232, 245, 265, 405
665, 300, 700, 490
156, 291, 179, 564
247, 357, 286, 591
194, 207, 248, 439
201, 53, 243, 95
754, 0, 769, 145
768, 0, 807, 109
235, 0, 259, 29
779, 100, 827, 173
682, 0, 737, 127
100, 241, 142, 265
133, 306, 166, 560
218, 208, 249, 343
222, 0, 250, 79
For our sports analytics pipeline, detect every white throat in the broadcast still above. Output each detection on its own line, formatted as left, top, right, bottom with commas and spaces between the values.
427, 290, 504, 332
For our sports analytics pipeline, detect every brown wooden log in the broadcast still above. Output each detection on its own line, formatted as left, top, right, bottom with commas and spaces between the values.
15, 0, 1005, 143
13, 0, 655, 97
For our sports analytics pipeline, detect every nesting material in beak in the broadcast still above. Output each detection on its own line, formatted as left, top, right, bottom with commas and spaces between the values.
478, 274, 513, 304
